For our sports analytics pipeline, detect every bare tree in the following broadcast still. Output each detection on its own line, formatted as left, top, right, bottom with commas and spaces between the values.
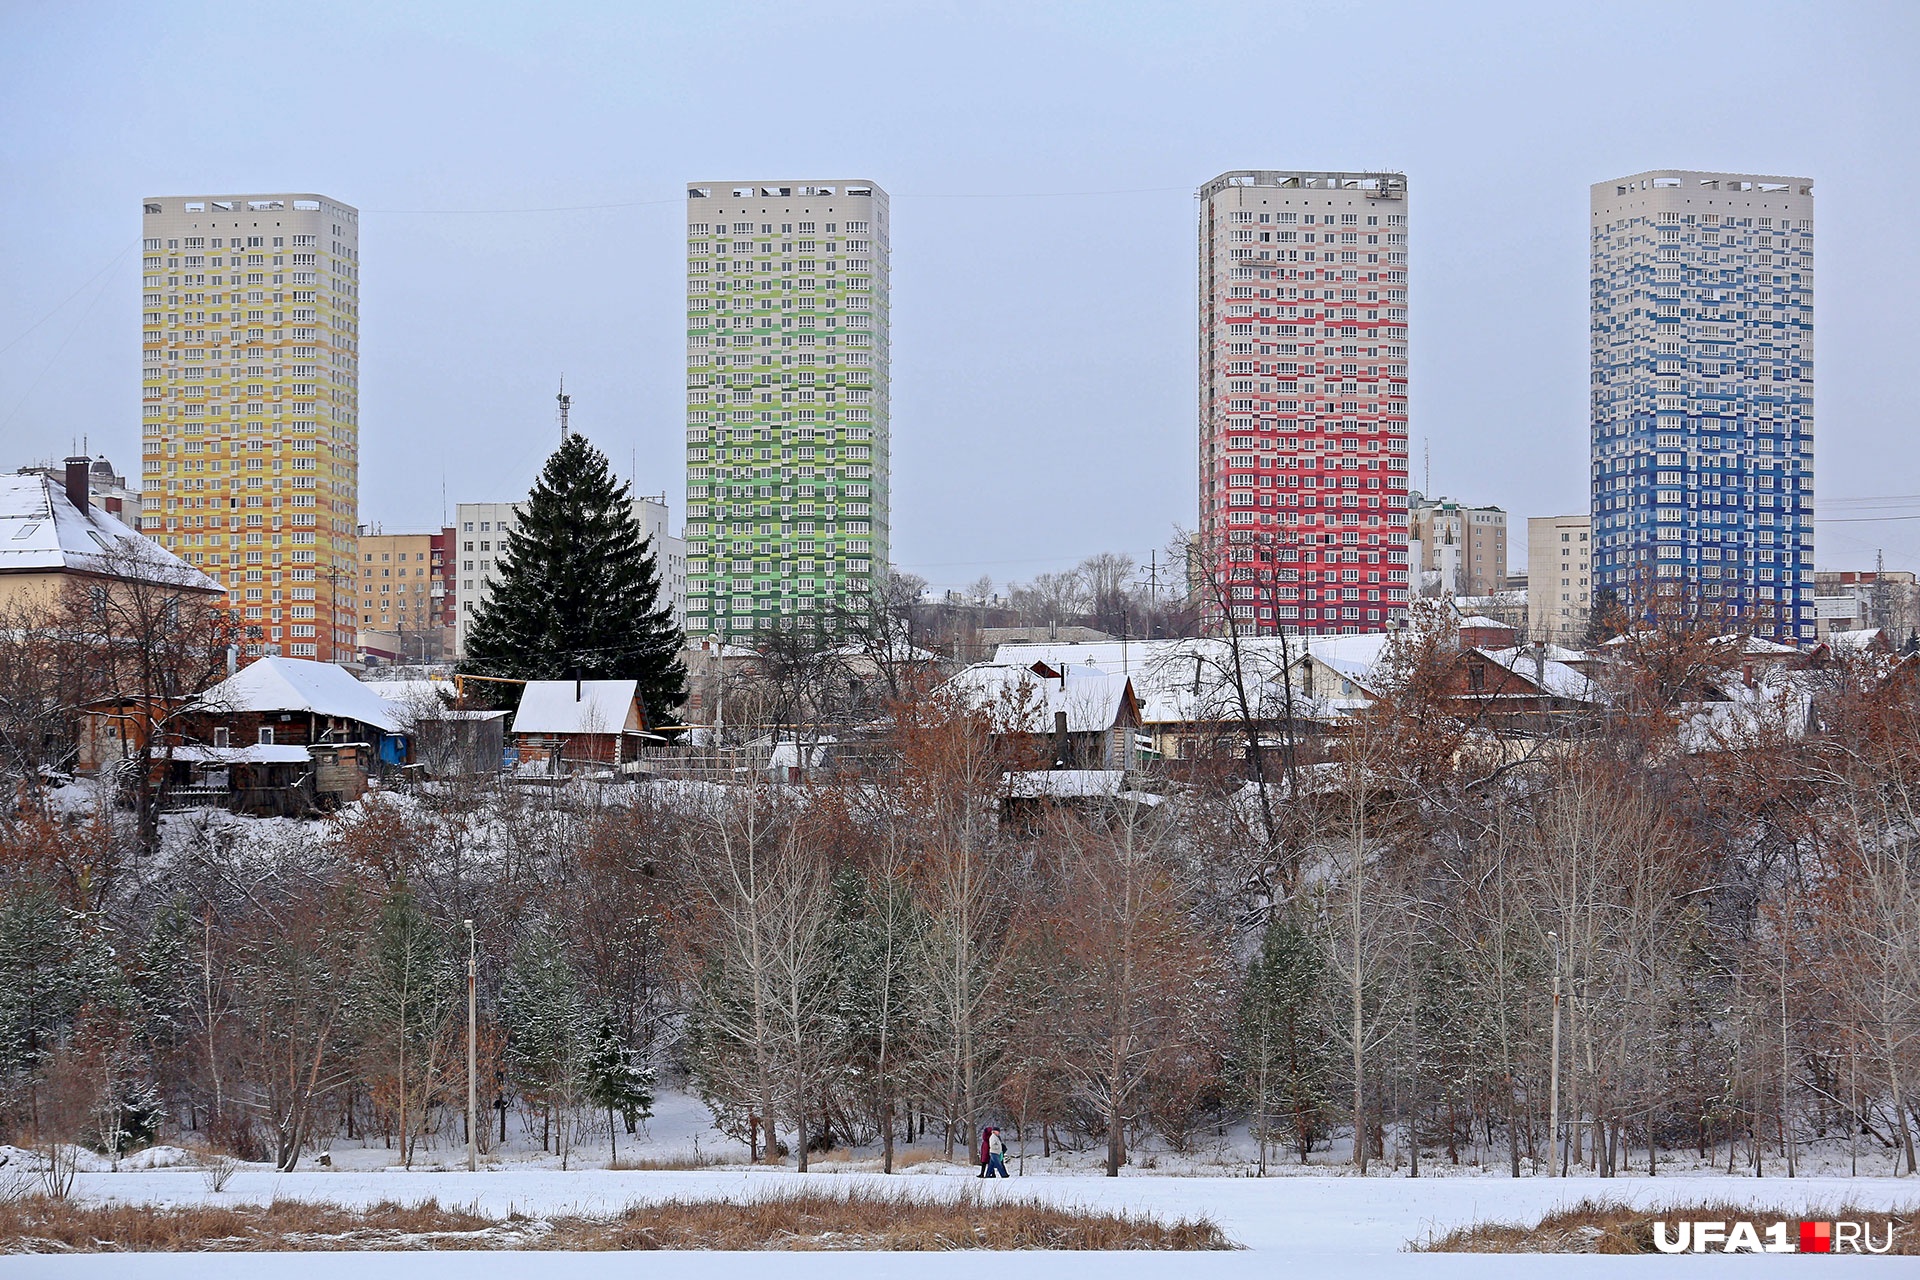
1045, 801, 1229, 1176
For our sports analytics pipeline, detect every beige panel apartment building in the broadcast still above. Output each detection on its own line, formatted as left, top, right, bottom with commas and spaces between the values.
139, 193, 360, 661
1529, 514, 1592, 643
357, 528, 452, 660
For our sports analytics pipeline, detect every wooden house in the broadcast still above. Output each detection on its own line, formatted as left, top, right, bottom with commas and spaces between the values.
509, 679, 659, 773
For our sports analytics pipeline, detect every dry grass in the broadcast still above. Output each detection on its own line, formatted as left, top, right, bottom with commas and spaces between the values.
1416, 1197, 1919, 1255
604, 1152, 731, 1171
0, 1187, 1235, 1253
890, 1148, 945, 1170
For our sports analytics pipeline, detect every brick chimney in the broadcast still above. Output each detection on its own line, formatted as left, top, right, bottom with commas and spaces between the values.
63, 457, 90, 516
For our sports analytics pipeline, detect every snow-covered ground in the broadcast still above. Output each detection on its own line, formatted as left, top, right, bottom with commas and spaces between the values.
11, 1089, 1919, 1279
13, 1169, 1920, 1277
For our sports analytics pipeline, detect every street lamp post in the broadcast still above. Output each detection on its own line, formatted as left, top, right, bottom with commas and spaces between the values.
465, 919, 477, 1172
1548, 929, 1562, 1178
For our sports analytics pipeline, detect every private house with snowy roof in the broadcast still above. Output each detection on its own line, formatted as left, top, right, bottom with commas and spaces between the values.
940, 659, 1143, 771
0, 459, 220, 608
155, 657, 403, 812
509, 678, 661, 774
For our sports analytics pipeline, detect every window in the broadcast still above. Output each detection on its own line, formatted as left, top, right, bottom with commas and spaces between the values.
258, 727, 275, 745
212, 727, 231, 748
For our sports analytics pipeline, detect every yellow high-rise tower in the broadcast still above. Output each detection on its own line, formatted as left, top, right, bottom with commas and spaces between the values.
139, 193, 360, 662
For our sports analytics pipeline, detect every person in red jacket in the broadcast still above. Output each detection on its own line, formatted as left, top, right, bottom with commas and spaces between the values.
977, 1127, 993, 1178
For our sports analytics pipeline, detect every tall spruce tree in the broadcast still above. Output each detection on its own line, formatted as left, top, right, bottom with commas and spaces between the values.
462, 432, 686, 714
1236, 905, 1334, 1171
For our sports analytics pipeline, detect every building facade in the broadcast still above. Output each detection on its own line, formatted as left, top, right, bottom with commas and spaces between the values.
453, 495, 683, 658
1407, 493, 1507, 597
1196, 171, 1412, 636
1528, 514, 1592, 644
1811, 568, 1920, 642
138, 193, 360, 661
452, 501, 517, 660
356, 527, 452, 661
1590, 170, 1814, 642
682, 180, 890, 640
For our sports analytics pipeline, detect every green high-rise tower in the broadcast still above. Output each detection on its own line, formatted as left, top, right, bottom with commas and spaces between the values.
682, 180, 890, 640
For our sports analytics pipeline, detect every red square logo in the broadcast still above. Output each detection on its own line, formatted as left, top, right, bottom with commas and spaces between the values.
1800, 1221, 1832, 1253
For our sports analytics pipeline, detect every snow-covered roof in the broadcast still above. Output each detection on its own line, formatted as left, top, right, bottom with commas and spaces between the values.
171, 744, 314, 764
1456, 615, 1514, 630
196, 657, 402, 733
1004, 769, 1130, 798
1712, 633, 1800, 656
0, 473, 219, 592
989, 636, 1390, 726
1474, 647, 1599, 702
1827, 627, 1884, 652
511, 680, 646, 736
942, 662, 1136, 734
1680, 671, 1814, 751
828, 641, 938, 662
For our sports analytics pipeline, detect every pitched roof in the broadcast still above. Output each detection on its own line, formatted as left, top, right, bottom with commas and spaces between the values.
942, 662, 1137, 734
511, 680, 646, 736
197, 657, 402, 733
990, 636, 1383, 726
1474, 646, 1599, 701
0, 473, 220, 592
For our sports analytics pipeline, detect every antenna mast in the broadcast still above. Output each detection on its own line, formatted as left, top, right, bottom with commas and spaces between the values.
557, 377, 572, 441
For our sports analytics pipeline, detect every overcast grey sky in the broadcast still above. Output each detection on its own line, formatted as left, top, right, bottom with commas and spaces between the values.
2, 0, 1916, 587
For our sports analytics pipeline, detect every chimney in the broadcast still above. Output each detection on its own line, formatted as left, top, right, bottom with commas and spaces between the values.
63, 457, 90, 516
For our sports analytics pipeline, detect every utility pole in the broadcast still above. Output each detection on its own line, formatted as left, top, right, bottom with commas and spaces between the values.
1142, 551, 1161, 638
465, 919, 478, 1172
1548, 930, 1562, 1177
557, 377, 572, 443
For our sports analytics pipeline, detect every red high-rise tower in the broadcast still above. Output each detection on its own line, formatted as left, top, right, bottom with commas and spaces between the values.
1196, 171, 1412, 636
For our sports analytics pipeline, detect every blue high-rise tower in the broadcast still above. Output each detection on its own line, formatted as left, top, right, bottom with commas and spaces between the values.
1590, 170, 1815, 642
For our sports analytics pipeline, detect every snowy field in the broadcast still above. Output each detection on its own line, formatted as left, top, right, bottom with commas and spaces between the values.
13, 1170, 1920, 1277
11, 1090, 1919, 1275
11, 1162, 1919, 1276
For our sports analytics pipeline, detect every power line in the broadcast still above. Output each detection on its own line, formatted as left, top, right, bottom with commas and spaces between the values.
0, 238, 140, 359
0, 240, 135, 434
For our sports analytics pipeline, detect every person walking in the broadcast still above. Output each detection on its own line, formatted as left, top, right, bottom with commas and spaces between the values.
985, 1125, 1009, 1178
976, 1126, 993, 1178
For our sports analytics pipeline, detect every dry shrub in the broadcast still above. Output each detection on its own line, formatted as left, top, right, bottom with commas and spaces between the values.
1416, 1198, 1919, 1255
0, 1196, 501, 1253
605, 1152, 729, 1171
544, 1186, 1232, 1251
889, 1149, 943, 1170
36, 1147, 76, 1202
0, 1187, 1234, 1253
200, 1154, 240, 1194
